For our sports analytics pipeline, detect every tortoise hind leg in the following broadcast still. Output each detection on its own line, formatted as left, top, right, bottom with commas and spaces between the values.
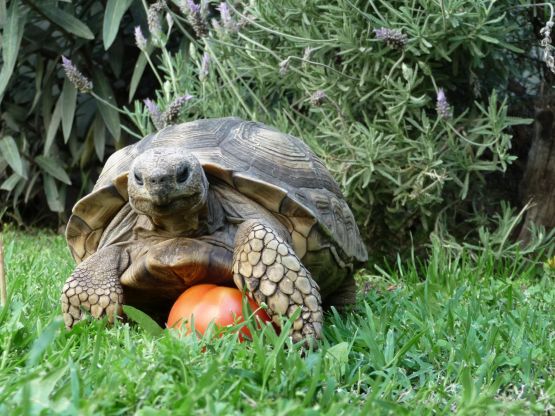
61, 245, 127, 328
233, 219, 323, 344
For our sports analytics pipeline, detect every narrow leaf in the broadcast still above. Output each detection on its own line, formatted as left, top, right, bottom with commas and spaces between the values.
0, 0, 26, 99
35, 155, 72, 185
61, 78, 77, 141
42, 174, 64, 212
0, 136, 24, 176
44, 94, 63, 155
0, 173, 22, 191
123, 305, 163, 336
103, 0, 134, 50
93, 113, 106, 161
129, 49, 149, 101
27, 318, 63, 367
33, 2, 94, 39
93, 71, 121, 141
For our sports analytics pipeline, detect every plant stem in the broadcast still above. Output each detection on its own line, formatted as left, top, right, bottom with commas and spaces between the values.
161, 47, 178, 93
143, 50, 165, 88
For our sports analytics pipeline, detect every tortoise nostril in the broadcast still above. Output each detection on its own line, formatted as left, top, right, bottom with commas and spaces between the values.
134, 171, 144, 185
176, 165, 189, 183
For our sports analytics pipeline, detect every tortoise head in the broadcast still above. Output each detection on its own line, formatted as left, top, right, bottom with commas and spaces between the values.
128, 147, 209, 232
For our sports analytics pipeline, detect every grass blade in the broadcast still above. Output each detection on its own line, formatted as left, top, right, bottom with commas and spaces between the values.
123, 305, 164, 336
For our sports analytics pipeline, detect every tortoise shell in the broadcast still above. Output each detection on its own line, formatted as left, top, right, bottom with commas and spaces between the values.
66, 117, 367, 267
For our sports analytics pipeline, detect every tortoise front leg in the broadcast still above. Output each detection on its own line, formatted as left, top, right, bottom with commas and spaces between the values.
61, 245, 128, 328
233, 220, 323, 344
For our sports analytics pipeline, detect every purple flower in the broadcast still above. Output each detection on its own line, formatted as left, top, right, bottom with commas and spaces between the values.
310, 90, 327, 107
217, 2, 237, 32
186, 0, 201, 14
182, 0, 208, 37
147, 0, 166, 37
373, 27, 408, 49
436, 88, 451, 119
161, 94, 194, 126
134, 26, 147, 50
61, 56, 93, 93
144, 98, 163, 130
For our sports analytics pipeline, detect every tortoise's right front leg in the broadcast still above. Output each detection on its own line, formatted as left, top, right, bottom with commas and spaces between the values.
61, 245, 128, 329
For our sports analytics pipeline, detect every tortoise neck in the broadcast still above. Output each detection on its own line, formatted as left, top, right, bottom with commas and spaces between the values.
151, 189, 224, 237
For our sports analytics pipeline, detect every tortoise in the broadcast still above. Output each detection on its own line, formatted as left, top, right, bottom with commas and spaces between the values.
62, 117, 367, 342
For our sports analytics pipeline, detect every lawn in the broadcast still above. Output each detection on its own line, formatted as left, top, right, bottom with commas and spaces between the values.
0, 229, 554, 415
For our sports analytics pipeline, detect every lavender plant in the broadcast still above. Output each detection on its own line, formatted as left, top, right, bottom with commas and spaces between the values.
1, 0, 553, 256
123, 0, 546, 254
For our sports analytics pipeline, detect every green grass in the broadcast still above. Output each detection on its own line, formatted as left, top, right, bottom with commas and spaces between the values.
1, 229, 554, 415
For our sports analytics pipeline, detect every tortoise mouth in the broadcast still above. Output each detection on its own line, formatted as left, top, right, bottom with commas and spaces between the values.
132, 196, 181, 215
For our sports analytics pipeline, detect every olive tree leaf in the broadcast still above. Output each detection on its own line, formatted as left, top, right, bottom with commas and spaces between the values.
44, 94, 63, 155
33, 2, 94, 40
103, 0, 134, 50
93, 71, 121, 142
35, 155, 72, 185
0, 0, 27, 100
122, 305, 164, 336
61, 78, 77, 142
42, 174, 64, 212
0, 136, 24, 177
128, 43, 154, 102
0, 0, 7, 26
93, 113, 106, 161
0, 173, 23, 192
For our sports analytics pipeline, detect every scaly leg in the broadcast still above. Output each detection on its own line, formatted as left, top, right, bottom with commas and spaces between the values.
61, 245, 128, 328
233, 219, 323, 343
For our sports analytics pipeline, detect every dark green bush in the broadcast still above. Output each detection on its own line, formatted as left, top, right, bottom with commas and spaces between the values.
1, 0, 553, 255
0, 0, 154, 221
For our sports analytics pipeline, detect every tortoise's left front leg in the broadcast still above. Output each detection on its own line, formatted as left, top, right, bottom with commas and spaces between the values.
61, 245, 128, 328
233, 220, 323, 343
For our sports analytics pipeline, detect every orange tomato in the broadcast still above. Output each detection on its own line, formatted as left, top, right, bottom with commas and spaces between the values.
167, 284, 271, 339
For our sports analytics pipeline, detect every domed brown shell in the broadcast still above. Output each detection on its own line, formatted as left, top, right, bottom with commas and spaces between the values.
66, 118, 367, 268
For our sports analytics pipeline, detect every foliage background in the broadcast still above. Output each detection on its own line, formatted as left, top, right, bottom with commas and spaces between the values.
0, 0, 553, 256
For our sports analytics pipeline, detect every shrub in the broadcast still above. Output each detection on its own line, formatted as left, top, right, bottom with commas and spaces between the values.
1, 0, 552, 255
0, 0, 153, 223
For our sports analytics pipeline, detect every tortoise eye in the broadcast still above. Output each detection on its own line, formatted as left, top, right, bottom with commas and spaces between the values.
134, 171, 144, 185
176, 166, 189, 183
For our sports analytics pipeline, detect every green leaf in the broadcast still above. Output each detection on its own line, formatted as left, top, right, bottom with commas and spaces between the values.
0, 136, 24, 177
33, 2, 94, 39
27, 318, 63, 367
93, 113, 106, 161
93, 71, 121, 142
123, 305, 164, 336
42, 174, 64, 212
0, 0, 26, 100
477, 34, 499, 45
44, 94, 63, 155
35, 155, 72, 185
325, 341, 350, 378
103, 0, 134, 50
61, 78, 77, 142
129, 50, 149, 102
0, 173, 22, 192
